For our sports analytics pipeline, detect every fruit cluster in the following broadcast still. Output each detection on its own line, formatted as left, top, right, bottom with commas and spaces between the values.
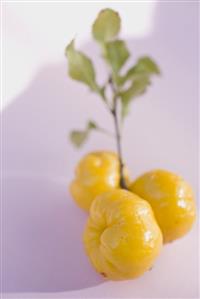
65, 8, 196, 280
70, 151, 196, 280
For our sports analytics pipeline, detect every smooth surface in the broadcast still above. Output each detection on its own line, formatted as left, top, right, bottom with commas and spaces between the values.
2, 175, 102, 293
1, 1, 199, 298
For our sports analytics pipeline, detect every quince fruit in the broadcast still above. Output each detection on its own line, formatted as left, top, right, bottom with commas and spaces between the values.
129, 169, 196, 243
83, 189, 163, 280
70, 151, 129, 211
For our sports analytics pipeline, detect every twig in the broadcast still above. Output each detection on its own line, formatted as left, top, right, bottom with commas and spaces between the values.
109, 77, 127, 190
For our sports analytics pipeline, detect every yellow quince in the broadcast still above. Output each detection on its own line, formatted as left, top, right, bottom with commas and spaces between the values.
83, 189, 163, 280
70, 151, 129, 211
129, 169, 196, 243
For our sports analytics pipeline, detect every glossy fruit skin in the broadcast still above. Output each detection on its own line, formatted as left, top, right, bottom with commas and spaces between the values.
70, 151, 129, 211
83, 189, 163, 280
129, 169, 196, 243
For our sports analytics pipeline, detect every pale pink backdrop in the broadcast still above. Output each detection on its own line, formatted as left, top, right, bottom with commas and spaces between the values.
1, 1, 199, 298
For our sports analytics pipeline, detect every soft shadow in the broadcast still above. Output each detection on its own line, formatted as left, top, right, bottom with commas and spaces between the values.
1, 41, 112, 179
1, 2, 198, 184
1, 1, 198, 297
1, 38, 108, 294
2, 175, 104, 292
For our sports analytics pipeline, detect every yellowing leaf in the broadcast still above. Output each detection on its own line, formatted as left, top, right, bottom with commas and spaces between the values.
92, 8, 121, 42
65, 40, 99, 91
104, 40, 130, 73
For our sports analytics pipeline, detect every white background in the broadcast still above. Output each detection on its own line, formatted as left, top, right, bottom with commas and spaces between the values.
1, 1, 199, 298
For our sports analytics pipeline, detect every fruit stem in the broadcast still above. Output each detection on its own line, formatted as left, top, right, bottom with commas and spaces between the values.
109, 77, 127, 190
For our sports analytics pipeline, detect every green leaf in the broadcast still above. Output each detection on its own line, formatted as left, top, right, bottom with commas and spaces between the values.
121, 76, 150, 102
119, 57, 160, 117
65, 40, 98, 91
120, 76, 151, 118
69, 119, 114, 148
92, 8, 121, 42
70, 120, 99, 148
70, 130, 88, 148
104, 40, 130, 73
122, 56, 160, 84
135, 56, 160, 74
87, 120, 98, 129
112, 73, 125, 86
